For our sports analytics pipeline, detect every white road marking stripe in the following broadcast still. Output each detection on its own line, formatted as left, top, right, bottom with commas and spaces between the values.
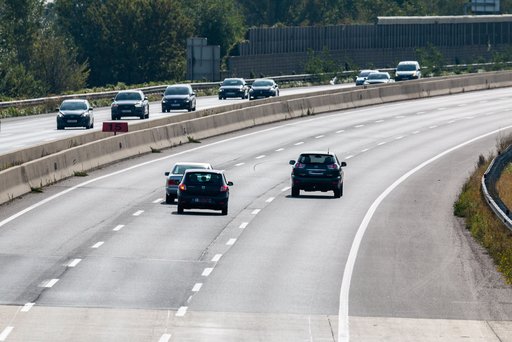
361, 148, 369, 152
235, 162, 245, 167
251, 209, 261, 215
345, 155, 354, 160
91, 241, 104, 249
294, 141, 304, 145
0, 327, 13, 341
21, 303, 35, 312
375, 120, 384, 123
211, 254, 222, 262
113, 224, 125, 231
158, 334, 172, 342
338, 125, 512, 342
438, 107, 446, 110
281, 186, 291, 192
315, 135, 325, 138
176, 306, 188, 317
43, 279, 59, 288
429, 125, 438, 129
377, 142, 386, 146
275, 148, 284, 152
336, 129, 345, 133
67, 259, 81, 267
202, 268, 213, 276
133, 210, 144, 216
355, 124, 364, 128
457, 103, 466, 106
266, 197, 275, 203
152, 198, 163, 203
255, 155, 266, 159
416, 111, 425, 114
192, 283, 203, 292
395, 116, 405, 118
395, 136, 404, 140
239, 222, 249, 229
226, 238, 236, 246
465, 116, 475, 119
448, 120, 456, 124
412, 131, 420, 134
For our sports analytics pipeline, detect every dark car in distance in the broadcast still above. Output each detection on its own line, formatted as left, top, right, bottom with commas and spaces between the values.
164, 162, 213, 204
218, 78, 248, 100
111, 90, 149, 120
56, 99, 94, 130
177, 169, 233, 215
249, 78, 279, 100
161, 84, 196, 112
289, 151, 346, 198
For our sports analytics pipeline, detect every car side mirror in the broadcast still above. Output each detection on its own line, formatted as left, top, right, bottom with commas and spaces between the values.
56, 107, 60, 112
144, 96, 148, 101
164, 172, 170, 176
227, 181, 233, 186
192, 92, 196, 96
289, 160, 296, 165
341, 162, 347, 167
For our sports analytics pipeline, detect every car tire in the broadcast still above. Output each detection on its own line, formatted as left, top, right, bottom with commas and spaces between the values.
177, 204, 184, 214
221, 205, 228, 216
188, 104, 192, 112
334, 187, 341, 198
291, 186, 300, 197
57, 124, 64, 130
340, 183, 344, 197
166, 195, 174, 204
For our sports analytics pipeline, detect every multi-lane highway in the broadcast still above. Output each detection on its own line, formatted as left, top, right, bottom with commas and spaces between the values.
1, 86, 512, 341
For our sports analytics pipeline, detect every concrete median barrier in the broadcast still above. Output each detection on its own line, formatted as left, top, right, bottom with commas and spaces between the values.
2, 71, 512, 205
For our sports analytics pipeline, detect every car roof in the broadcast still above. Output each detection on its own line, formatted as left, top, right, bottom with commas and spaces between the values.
167, 84, 192, 88
183, 169, 224, 174
299, 151, 336, 156
397, 61, 419, 65
173, 162, 211, 167
117, 89, 143, 93
61, 99, 88, 103
223, 78, 244, 81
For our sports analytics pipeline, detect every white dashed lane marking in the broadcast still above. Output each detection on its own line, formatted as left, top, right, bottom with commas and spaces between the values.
152, 198, 162, 204
202, 268, 213, 276
416, 111, 425, 114
192, 283, 203, 292
315, 135, 325, 139
133, 210, 144, 216
345, 155, 354, 160
361, 148, 370, 152
176, 306, 188, 317
294, 142, 304, 145
266, 197, 275, 203
158, 334, 172, 342
113, 225, 125, 231
211, 254, 222, 262
395, 136, 404, 140
375, 120, 384, 123
0, 326, 13, 341
355, 125, 364, 128
251, 209, 261, 215
239, 222, 249, 229
67, 259, 81, 267
429, 125, 438, 129
226, 238, 236, 246
41, 279, 59, 288
377, 142, 387, 146
275, 148, 284, 152
412, 131, 420, 134
255, 155, 266, 159
281, 186, 291, 192
336, 130, 345, 133
235, 162, 245, 167
91, 241, 104, 249
21, 303, 35, 312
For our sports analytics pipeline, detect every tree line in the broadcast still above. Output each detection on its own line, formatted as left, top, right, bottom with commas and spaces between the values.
1, 0, 511, 100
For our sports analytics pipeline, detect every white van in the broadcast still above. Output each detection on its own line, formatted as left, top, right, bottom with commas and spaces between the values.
395, 61, 421, 81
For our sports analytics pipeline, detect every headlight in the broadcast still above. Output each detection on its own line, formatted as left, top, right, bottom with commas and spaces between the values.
134, 101, 143, 107
58, 112, 64, 117
81, 111, 88, 117
162, 99, 167, 103
111, 103, 118, 108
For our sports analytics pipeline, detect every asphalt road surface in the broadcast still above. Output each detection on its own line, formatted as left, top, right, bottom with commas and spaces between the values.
1, 87, 512, 341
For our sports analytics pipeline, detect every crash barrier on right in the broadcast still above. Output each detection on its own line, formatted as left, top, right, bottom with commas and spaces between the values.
482, 145, 512, 231
2, 71, 512, 205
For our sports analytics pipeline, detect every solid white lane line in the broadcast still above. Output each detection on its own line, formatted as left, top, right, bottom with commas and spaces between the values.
21, 303, 35, 312
315, 135, 325, 139
226, 238, 236, 246
211, 254, 222, 262
43, 279, 59, 288
158, 334, 172, 342
202, 268, 213, 276
113, 224, 125, 231
133, 210, 144, 216
395, 116, 405, 119
266, 197, 275, 203
0, 327, 13, 341
275, 148, 285, 152
67, 259, 82, 267
338, 124, 512, 342
336, 129, 345, 133
176, 307, 188, 317
294, 141, 304, 145
255, 155, 266, 159
281, 186, 291, 192
345, 155, 354, 160
192, 283, 203, 292
91, 241, 104, 249
239, 222, 249, 229
251, 209, 261, 215
152, 198, 163, 204
377, 142, 387, 146
235, 162, 245, 167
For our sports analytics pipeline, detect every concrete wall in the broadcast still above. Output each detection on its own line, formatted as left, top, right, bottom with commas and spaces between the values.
2, 71, 512, 205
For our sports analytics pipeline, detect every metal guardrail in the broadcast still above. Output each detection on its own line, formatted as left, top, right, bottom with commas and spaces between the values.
482, 145, 512, 231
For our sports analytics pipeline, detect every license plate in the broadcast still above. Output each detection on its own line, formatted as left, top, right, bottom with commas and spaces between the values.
194, 198, 209, 203
227, 92, 234, 95
171, 104, 180, 107
67, 120, 77, 123
121, 109, 131, 113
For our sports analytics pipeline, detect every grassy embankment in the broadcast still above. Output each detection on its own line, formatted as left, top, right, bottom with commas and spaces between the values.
454, 137, 512, 283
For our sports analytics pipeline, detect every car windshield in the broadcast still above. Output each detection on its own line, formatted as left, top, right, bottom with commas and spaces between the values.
368, 73, 388, 79
165, 87, 189, 95
115, 92, 142, 101
358, 71, 374, 77
172, 164, 208, 175
222, 79, 243, 86
60, 101, 87, 110
185, 172, 222, 185
397, 64, 417, 71
252, 80, 273, 86
299, 154, 335, 164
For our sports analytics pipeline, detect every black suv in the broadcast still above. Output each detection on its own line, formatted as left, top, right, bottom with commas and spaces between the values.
161, 84, 196, 112
111, 90, 149, 120
289, 152, 346, 198
177, 169, 233, 215
218, 78, 248, 100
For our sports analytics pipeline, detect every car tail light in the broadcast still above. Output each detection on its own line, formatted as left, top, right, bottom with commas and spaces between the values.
295, 163, 306, 168
327, 164, 338, 170
179, 184, 186, 191
167, 179, 174, 186
220, 185, 229, 192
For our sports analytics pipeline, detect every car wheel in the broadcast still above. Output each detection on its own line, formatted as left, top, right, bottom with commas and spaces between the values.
340, 183, 344, 197
177, 204, 184, 214
221, 205, 228, 215
166, 195, 174, 204
90, 120, 94, 129
57, 124, 64, 130
291, 186, 300, 197
188, 104, 192, 112
334, 188, 341, 198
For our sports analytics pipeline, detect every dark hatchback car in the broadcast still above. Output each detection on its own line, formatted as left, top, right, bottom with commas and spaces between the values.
218, 78, 248, 100
289, 152, 346, 198
177, 169, 233, 215
249, 78, 279, 100
164, 162, 213, 204
56, 99, 94, 130
111, 90, 149, 120
161, 84, 196, 112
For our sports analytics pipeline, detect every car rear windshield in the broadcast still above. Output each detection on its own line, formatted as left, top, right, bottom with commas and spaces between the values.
165, 87, 189, 95
60, 101, 87, 110
299, 154, 335, 164
185, 172, 222, 185
397, 64, 417, 71
115, 92, 142, 101
222, 79, 243, 86
172, 164, 208, 174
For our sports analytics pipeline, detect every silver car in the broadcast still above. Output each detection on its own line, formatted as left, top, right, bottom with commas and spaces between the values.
164, 162, 213, 203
